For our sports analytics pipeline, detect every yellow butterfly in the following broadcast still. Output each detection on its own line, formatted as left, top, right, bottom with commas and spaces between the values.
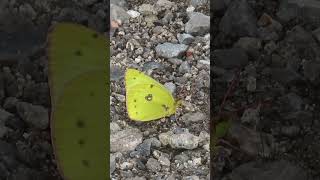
125, 68, 179, 121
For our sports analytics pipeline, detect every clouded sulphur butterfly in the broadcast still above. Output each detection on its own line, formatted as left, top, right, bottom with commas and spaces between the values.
125, 68, 178, 121
48, 23, 109, 180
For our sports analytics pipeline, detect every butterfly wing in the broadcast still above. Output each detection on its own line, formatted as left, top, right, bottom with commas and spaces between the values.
52, 71, 108, 180
125, 69, 176, 121
48, 23, 106, 106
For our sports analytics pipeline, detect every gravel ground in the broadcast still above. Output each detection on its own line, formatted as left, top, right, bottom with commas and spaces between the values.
213, 0, 320, 180
110, 0, 210, 179
0, 0, 108, 179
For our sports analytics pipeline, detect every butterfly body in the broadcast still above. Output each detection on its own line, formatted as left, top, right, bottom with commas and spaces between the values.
125, 69, 177, 121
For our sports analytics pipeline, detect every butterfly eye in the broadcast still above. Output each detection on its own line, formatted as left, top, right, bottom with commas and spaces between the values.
145, 94, 153, 101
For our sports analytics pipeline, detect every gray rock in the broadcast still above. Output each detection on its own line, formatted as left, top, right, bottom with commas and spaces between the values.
159, 131, 199, 149
161, 10, 174, 24
144, 15, 158, 26
158, 154, 170, 166
146, 158, 161, 172
110, 128, 143, 152
135, 159, 146, 170
135, 140, 152, 157
111, 4, 130, 24
167, 174, 177, 180
127, 177, 147, 180
181, 112, 207, 124
168, 58, 183, 65
282, 25, 320, 61
78, 0, 98, 6
284, 111, 313, 126
234, 37, 262, 54
164, 82, 176, 94
257, 13, 283, 32
264, 41, 278, 54
110, 65, 124, 81
183, 175, 200, 180
19, 3, 37, 20
142, 61, 163, 71
110, 153, 116, 174
302, 60, 320, 83
174, 153, 190, 162
241, 107, 260, 126
0, 108, 13, 138
110, 122, 121, 133
270, 67, 302, 85
155, 43, 188, 58
214, 48, 249, 69
177, 33, 195, 45
196, 69, 210, 88
138, 4, 157, 15
281, 126, 300, 137
133, 137, 161, 157
127, 10, 140, 18
313, 27, 320, 42
228, 122, 274, 156
0, 126, 8, 138
0, 108, 13, 124
212, 0, 230, 13
152, 26, 164, 35
219, 0, 257, 37
190, 0, 208, 7
120, 162, 133, 170
110, 0, 127, 8
16, 102, 48, 130
156, 0, 174, 9
227, 160, 308, 180
57, 8, 89, 23
0, 21, 46, 64
185, 12, 210, 36
257, 13, 282, 41
279, 93, 303, 112
179, 61, 191, 74
258, 28, 279, 41
277, 0, 320, 25
246, 76, 256, 92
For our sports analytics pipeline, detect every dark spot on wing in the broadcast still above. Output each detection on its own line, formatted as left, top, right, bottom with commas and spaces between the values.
78, 139, 85, 146
145, 94, 153, 101
134, 99, 137, 102
162, 104, 169, 111
82, 160, 90, 167
150, 84, 154, 88
75, 50, 83, 56
76, 119, 85, 128
92, 33, 98, 38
